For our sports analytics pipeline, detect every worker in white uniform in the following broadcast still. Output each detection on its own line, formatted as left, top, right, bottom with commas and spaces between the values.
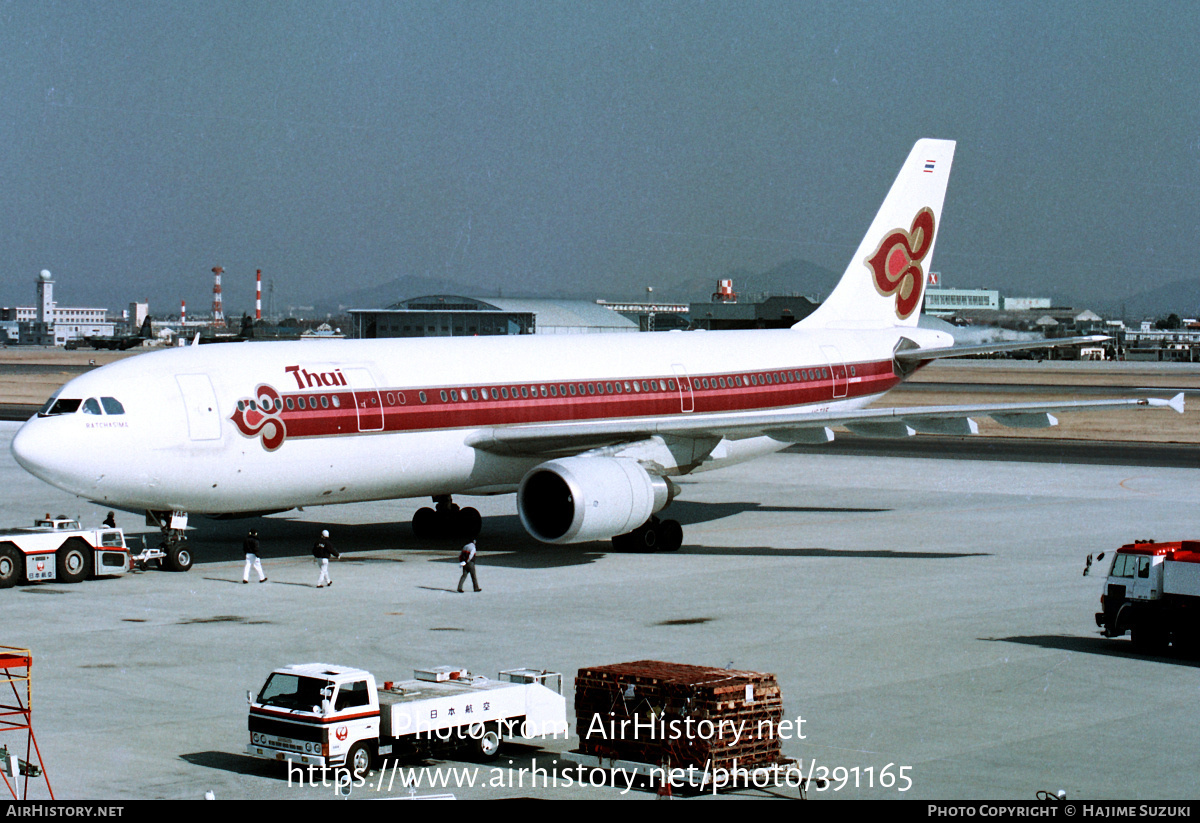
242, 529, 267, 584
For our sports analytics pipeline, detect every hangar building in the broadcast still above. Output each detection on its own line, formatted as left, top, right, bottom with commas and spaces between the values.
349, 296, 639, 338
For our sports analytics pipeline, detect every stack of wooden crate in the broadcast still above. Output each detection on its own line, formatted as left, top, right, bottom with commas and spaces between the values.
575, 660, 786, 771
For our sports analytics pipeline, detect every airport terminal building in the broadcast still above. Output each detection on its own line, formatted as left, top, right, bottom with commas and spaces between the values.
1, 270, 114, 346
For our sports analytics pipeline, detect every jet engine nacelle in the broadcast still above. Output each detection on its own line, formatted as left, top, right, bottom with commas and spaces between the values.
517, 457, 672, 544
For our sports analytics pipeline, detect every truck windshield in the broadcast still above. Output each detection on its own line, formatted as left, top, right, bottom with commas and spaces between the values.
257, 674, 331, 711
1110, 553, 1138, 578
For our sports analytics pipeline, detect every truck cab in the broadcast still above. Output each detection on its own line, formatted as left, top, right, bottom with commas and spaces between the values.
1097, 540, 1200, 653
247, 662, 569, 776
248, 664, 380, 773
33, 516, 82, 530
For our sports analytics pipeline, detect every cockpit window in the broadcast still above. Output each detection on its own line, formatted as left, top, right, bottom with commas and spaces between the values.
37, 393, 125, 417
39, 397, 82, 417
38, 392, 61, 415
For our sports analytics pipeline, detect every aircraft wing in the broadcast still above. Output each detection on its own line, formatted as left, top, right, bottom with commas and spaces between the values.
894, 334, 1111, 363
466, 393, 1185, 458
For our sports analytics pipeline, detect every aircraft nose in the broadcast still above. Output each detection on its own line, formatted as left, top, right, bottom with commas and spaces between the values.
11, 419, 65, 483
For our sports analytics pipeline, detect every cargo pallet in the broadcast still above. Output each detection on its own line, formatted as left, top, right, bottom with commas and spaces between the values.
573, 660, 792, 782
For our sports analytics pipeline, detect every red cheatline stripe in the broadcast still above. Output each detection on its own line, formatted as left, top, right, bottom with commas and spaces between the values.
241, 359, 898, 441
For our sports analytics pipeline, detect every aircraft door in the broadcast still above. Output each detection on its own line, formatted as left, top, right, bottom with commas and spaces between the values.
175, 374, 222, 440
672, 364, 694, 413
820, 346, 848, 399
342, 368, 384, 432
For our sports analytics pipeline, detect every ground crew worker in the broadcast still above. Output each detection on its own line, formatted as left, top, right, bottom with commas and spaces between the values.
243, 528, 267, 584
313, 529, 339, 588
457, 539, 481, 593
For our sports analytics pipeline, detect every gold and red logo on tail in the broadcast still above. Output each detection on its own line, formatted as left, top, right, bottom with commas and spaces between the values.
865, 208, 935, 320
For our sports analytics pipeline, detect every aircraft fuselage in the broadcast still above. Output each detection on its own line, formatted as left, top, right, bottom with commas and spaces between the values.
10, 325, 915, 515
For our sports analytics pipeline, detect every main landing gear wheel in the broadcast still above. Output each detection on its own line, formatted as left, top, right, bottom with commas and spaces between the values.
411, 496, 481, 540
56, 538, 93, 583
612, 516, 683, 553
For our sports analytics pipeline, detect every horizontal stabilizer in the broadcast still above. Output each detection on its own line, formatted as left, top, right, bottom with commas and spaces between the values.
894, 335, 1111, 363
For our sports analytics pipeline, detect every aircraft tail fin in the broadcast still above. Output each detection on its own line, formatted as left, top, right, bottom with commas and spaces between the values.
798, 138, 956, 330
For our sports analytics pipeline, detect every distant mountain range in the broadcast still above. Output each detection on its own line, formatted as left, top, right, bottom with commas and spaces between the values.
316, 261, 1197, 322
318, 258, 842, 315
1097, 277, 1200, 321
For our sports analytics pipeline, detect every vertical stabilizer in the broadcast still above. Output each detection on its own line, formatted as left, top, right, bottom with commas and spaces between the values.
799, 139, 955, 330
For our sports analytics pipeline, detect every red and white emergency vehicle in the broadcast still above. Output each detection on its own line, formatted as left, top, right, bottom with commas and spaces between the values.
0, 515, 131, 587
1095, 539, 1200, 652
246, 663, 569, 775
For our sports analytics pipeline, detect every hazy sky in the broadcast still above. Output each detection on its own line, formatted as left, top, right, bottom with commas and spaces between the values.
2, 1, 1197, 316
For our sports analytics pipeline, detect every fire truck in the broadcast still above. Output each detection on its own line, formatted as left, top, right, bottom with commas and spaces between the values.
246, 663, 568, 775
1095, 539, 1200, 653
0, 515, 132, 587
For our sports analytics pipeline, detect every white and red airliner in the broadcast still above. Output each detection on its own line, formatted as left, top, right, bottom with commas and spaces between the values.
10, 139, 1183, 552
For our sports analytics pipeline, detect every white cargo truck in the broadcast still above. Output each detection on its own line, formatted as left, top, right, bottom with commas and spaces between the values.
0, 516, 131, 587
246, 663, 569, 775
1096, 539, 1200, 653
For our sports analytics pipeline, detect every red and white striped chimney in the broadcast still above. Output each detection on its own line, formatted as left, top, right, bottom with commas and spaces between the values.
181, 300, 186, 323
255, 269, 262, 321
211, 266, 225, 328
